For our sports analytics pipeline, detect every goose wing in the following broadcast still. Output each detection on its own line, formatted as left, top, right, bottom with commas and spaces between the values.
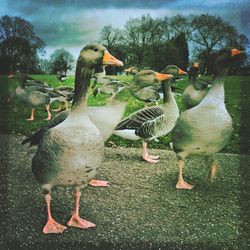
115, 106, 164, 139
22, 110, 69, 147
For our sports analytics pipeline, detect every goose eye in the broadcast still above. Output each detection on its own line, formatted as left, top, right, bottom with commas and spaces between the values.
94, 48, 99, 52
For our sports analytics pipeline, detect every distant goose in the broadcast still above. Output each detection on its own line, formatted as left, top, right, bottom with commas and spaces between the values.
124, 66, 138, 75
56, 72, 67, 82
29, 44, 123, 234
161, 65, 187, 77
172, 48, 244, 190
114, 72, 177, 163
127, 70, 165, 105
8, 73, 60, 121
52, 86, 74, 111
93, 79, 126, 101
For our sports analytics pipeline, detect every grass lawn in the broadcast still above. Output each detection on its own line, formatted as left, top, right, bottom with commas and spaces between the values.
0, 74, 249, 155
0, 75, 250, 249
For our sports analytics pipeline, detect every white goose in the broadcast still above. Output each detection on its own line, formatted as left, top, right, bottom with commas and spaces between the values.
172, 48, 244, 190
30, 44, 123, 234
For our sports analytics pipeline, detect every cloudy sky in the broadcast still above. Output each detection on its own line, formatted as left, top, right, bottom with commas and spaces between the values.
1, 0, 249, 59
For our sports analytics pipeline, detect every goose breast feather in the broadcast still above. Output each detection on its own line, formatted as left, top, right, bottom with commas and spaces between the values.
32, 115, 104, 189
173, 104, 233, 157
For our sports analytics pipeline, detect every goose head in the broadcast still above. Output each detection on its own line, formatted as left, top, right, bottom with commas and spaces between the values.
77, 44, 123, 73
133, 70, 173, 89
125, 67, 138, 74
161, 65, 187, 77
73, 44, 123, 107
213, 48, 244, 77
8, 72, 33, 88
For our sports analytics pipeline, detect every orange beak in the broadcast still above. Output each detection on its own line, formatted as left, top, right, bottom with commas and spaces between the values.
155, 72, 173, 81
8, 74, 14, 78
231, 48, 244, 56
103, 51, 123, 67
178, 68, 187, 75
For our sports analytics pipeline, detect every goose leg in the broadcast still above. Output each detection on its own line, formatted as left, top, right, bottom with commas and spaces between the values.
141, 141, 159, 163
65, 101, 69, 110
43, 193, 67, 234
45, 104, 52, 120
67, 189, 96, 229
26, 108, 35, 121
206, 156, 219, 181
176, 159, 194, 190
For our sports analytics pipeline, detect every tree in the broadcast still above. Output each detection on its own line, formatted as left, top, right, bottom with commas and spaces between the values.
168, 14, 192, 39
99, 25, 123, 51
123, 14, 165, 69
0, 15, 45, 73
190, 14, 238, 71
49, 48, 74, 75
172, 33, 189, 70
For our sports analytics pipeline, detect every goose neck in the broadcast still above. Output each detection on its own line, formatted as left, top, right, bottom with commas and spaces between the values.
71, 67, 94, 112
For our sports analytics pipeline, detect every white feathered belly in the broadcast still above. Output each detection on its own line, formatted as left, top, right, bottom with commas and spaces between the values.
51, 117, 104, 187
180, 110, 233, 157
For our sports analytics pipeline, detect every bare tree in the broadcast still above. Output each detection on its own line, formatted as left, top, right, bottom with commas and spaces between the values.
190, 14, 238, 71
99, 25, 123, 50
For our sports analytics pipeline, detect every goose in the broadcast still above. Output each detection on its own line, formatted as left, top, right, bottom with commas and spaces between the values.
161, 65, 187, 78
93, 79, 126, 101
114, 72, 177, 163
188, 62, 200, 82
127, 70, 166, 105
182, 76, 212, 109
56, 71, 67, 82
30, 44, 123, 234
124, 66, 138, 75
52, 86, 74, 111
159, 65, 187, 99
172, 48, 243, 190
8, 73, 61, 121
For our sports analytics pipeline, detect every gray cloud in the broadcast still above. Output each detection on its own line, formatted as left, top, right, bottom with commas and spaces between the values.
2, 0, 250, 59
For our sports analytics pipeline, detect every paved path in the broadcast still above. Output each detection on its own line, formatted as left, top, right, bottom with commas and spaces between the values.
0, 133, 250, 250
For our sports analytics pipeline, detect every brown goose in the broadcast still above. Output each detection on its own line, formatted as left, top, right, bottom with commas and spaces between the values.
8, 73, 61, 121
172, 48, 243, 190
31, 44, 123, 234
114, 72, 177, 163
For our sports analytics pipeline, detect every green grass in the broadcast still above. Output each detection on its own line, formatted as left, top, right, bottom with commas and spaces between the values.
0, 74, 249, 154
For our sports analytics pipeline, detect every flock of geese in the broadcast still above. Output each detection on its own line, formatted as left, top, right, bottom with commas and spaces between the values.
8, 44, 243, 234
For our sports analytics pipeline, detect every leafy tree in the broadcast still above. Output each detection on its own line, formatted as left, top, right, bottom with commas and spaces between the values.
172, 33, 189, 70
124, 14, 165, 69
0, 15, 45, 73
168, 14, 192, 39
49, 48, 74, 75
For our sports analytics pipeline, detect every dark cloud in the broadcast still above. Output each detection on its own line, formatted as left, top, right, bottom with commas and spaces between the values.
2, 0, 250, 59
7, 0, 176, 14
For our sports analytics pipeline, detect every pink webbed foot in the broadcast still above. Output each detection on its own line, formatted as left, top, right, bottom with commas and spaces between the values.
67, 214, 96, 229
142, 155, 159, 164
43, 218, 67, 234
88, 179, 110, 187
148, 155, 160, 160
176, 179, 195, 190
45, 115, 52, 121
26, 117, 35, 121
